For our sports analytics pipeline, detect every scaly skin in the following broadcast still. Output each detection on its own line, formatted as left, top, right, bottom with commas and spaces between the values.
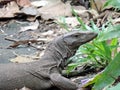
0, 31, 97, 90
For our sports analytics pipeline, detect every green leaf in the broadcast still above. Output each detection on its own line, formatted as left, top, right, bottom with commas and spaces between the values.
98, 25, 120, 41
71, 7, 87, 30
104, 0, 120, 10
66, 63, 78, 73
106, 83, 120, 90
93, 42, 111, 60
110, 38, 118, 47
90, 20, 99, 33
101, 42, 111, 61
56, 16, 70, 31
110, 38, 118, 56
92, 52, 120, 90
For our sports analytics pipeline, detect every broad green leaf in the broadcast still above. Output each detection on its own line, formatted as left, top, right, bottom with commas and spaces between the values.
106, 83, 120, 90
110, 38, 118, 50
104, 0, 120, 10
110, 38, 118, 56
101, 42, 111, 61
92, 52, 120, 90
98, 25, 120, 41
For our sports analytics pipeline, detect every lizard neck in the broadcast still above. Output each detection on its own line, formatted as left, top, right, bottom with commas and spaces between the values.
35, 35, 78, 74
41, 36, 77, 65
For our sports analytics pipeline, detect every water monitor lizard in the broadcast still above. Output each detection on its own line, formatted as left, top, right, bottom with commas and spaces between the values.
0, 30, 97, 90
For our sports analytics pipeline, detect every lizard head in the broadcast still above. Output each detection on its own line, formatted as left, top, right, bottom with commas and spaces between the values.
63, 31, 97, 50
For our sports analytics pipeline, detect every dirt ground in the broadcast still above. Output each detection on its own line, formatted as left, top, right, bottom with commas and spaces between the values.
0, 19, 66, 63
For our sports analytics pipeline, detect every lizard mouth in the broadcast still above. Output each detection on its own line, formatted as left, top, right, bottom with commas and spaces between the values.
82, 33, 98, 43
70, 33, 98, 49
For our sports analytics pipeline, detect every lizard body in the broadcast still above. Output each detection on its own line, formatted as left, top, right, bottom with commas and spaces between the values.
0, 31, 97, 90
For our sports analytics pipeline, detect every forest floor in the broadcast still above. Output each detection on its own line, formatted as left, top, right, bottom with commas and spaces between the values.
0, 0, 120, 89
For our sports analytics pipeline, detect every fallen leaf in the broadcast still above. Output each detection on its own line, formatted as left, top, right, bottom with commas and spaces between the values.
90, 0, 106, 12
31, 0, 49, 7
56, 17, 80, 27
16, 0, 31, 7
38, 1, 72, 20
21, 6, 38, 16
0, 1, 20, 18
20, 20, 39, 32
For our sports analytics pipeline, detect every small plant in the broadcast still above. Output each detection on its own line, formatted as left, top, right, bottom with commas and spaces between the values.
56, 16, 70, 31
84, 52, 120, 90
65, 8, 120, 90
58, 2, 120, 89
66, 8, 120, 73
67, 23, 120, 72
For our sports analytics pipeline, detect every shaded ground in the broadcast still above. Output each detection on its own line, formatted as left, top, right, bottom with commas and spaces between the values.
0, 20, 65, 63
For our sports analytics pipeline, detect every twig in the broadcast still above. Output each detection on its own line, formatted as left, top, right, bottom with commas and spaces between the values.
5, 38, 45, 48
92, 0, 100, 14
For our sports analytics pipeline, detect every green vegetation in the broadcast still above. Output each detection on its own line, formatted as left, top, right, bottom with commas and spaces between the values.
58, 0, 120, 89
67, 7, 120, 70
56, 16, 70, 31
104, 0, 120, 10
84, 52, 120, 90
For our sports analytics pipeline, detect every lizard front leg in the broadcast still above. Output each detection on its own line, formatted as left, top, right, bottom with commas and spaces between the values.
50, 73, 79, 90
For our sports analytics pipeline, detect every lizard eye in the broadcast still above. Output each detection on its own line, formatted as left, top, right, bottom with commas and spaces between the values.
74, 35, 79, 38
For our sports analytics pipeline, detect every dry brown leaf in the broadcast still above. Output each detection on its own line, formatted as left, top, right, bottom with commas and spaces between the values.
38, 1, 72, 20
16, 0, 31, 7
0, 1, 20, 18
31, 0, 49, 7
90, 0, 106, 12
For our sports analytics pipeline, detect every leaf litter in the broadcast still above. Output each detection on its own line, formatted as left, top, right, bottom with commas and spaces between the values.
0, 0, 120, 90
